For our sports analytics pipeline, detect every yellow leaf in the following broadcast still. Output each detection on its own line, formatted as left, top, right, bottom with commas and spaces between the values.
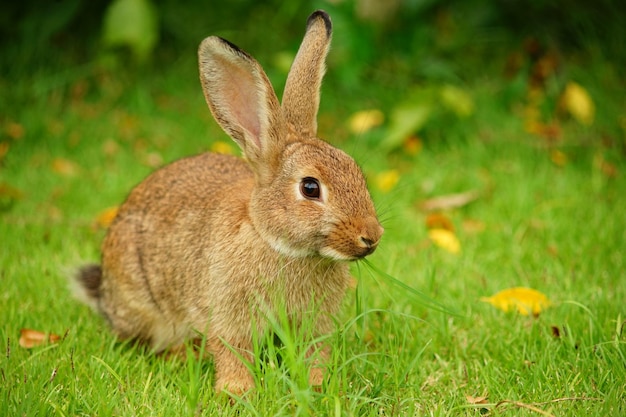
375, 169, 400, 193
561, 82, 594, 126
481, 287, 551, 316
347, 109, 384, 135
51, 158, 80, 177
211, 141, 234, 155
428, 228, 461, 254
95, 206, 119, 228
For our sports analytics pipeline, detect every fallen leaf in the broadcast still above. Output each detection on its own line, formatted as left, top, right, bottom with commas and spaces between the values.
102, 139, 120, 156
51, 158, 80, 177
347, 109, 384, 134
425, 212, 455, 232
526, 121, 562, 141
0, 141, 9, 159
375, 169, 400, 193
211, 141, 234, 155
5, 121, 25, 140
0, 182, 24, 200
594, 153, 618, 178
402, 135, 423, 156
428, 228, 461, 254
19, 329, 61, 349
96, 206, 119, 228
560, 82, 594, 126
419, 190, 480, 212
466, 395, 489, 405
144, 151, 163, 168
481, 287, 551, 316
550, 150, 568, 167
599, 161, 618, 178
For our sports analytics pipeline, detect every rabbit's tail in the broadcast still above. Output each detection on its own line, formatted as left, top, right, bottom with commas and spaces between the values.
72, 264, 104, 312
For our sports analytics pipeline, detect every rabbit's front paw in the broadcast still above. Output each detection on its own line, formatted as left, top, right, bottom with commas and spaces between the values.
308, 366, 325, 388
215, 373, 255, 396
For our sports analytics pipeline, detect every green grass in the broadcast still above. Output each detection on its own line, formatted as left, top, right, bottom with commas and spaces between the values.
2, 12, 626, 417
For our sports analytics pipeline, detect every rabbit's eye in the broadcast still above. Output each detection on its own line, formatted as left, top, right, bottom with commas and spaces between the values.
300, 177, 321, 200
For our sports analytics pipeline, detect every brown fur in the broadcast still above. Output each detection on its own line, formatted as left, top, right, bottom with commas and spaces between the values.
74, 10, 383, 394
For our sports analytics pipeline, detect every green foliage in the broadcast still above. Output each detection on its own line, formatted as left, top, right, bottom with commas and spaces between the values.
102, 0, 159, 63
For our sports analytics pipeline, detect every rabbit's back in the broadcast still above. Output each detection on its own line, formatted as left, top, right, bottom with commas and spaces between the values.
98, 152, 255, 349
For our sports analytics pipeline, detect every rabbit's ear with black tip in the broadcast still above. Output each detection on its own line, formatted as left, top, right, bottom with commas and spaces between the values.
198, 36, 286, 180
282, 10, 332, 138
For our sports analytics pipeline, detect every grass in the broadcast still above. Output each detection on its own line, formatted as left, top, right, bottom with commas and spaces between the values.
2, 9, 625, 417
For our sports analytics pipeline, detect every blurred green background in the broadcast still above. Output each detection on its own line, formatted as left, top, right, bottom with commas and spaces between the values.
1, 2, 625, 414
2, 0, 624, 143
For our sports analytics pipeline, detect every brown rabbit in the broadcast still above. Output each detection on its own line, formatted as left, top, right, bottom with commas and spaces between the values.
74, 10, 383, 394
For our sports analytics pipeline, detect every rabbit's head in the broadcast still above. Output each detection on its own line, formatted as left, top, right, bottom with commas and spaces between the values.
199, 11, 383, 261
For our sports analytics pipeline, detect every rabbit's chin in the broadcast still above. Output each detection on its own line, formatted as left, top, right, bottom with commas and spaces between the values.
266, 236, 317, 259
266, 235, 355, 262
319, 246, 362, 262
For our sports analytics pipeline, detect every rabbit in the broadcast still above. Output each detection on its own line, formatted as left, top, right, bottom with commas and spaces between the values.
73, 10, 383, 395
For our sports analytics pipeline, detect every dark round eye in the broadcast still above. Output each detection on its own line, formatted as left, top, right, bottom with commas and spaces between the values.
300, 177, 321, 200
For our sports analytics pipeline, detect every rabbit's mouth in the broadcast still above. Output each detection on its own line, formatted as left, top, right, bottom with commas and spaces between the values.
319, 233, 382, 261
319, 245, 375, 261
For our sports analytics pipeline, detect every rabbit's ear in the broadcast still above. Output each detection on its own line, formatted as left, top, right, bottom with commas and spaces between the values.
199, 37, 285, 173
281, 11, 332, 137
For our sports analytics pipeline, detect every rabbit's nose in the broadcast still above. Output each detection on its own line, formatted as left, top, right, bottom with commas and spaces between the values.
357, 222, 384, 255
360, 236, 376, 248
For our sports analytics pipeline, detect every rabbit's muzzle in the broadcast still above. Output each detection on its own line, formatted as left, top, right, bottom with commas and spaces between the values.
323, 218, 383, 261
354, 220, 384, 258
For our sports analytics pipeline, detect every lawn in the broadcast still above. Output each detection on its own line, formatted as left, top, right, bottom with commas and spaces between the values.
1, 1, 625, 416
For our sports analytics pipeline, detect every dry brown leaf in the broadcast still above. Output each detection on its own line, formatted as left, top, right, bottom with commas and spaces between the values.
466, 395, 489, 405
419, 190, 480, 212
102, 139, 120, 156
19, 329, 61, 349
0, 182, 24, 201
0, 141, 9, 159
425, 212, 455, 232
403, 135, 422, 156
5, 121, 25, 140
594, 153, 618, 178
